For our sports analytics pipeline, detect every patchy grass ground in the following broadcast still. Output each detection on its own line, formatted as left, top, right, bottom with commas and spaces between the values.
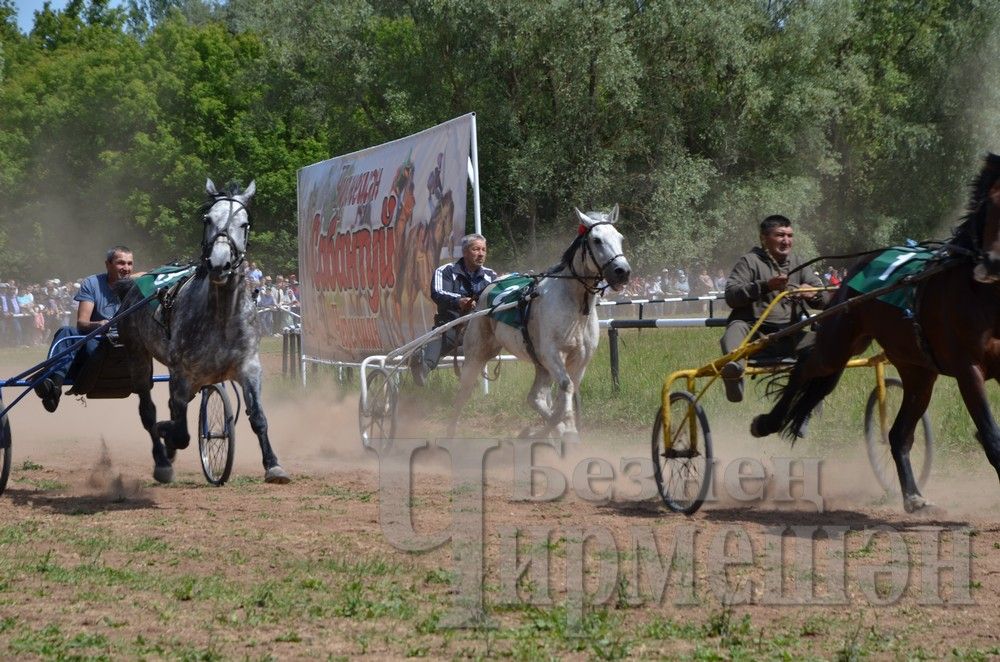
2, 462, 999, 660
2, 338, 1000, 659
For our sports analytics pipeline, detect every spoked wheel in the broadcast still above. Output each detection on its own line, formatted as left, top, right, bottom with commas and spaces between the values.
652, 391, 713, 515
198, 383, 235, 486
865, 378, 933, 493
0, 408, 11, 498
359, 367, 398, 447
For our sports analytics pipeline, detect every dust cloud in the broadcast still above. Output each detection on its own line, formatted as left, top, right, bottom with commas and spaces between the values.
81, 438, 145, 502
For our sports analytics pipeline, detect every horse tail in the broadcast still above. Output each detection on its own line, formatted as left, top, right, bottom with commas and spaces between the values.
771, 346, 845, 440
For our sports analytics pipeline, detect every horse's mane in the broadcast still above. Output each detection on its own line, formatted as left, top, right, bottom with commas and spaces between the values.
542, 233, 587, 276
952, 153, 1000, 251
558, 234, 585, 269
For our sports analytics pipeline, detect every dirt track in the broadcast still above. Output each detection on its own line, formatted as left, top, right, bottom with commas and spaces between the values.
2, 370, 1000, 659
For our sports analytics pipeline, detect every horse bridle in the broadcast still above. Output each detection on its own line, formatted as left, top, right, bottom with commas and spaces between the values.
563, 221, 625, 295
201, 196, 251, 278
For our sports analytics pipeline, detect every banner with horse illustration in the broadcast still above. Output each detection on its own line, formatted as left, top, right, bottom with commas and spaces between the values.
297, 114, 474, 363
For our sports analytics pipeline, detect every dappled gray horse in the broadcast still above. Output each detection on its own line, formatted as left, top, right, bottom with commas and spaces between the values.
449, 206, 631, 441
115, 179, 289, 484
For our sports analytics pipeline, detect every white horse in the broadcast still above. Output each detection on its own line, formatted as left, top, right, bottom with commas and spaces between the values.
448, 206, 631, 441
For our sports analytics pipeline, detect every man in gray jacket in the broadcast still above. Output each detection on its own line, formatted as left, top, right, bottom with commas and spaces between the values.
720, 215, 825, 402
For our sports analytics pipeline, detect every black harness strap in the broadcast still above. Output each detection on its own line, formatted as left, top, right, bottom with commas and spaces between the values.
909, 279, 945, 373
154, 271, 195, 340
518, 288, 542, 367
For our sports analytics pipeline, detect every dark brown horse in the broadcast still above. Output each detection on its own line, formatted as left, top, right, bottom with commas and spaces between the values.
751, 153, 1000, 512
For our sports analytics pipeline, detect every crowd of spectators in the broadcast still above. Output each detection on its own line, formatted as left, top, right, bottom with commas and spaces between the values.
613, 264, 848, 301
0, 279, 77, 347
615, 267, 730, 300
603, 263, 848, 320
0, 262, 301, 348
243, 261, 301, 336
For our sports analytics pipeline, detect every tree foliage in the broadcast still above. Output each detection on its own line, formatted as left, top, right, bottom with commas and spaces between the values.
1, 0, 999, 280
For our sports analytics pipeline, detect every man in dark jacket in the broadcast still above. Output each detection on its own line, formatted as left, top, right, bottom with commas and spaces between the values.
410, 233, 497, 385
720, 215, 825, 402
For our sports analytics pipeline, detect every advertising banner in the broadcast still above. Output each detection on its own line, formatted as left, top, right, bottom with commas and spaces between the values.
297, 114, 473, 362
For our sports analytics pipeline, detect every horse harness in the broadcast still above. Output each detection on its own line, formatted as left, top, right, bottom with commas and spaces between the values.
907, 238, 999, 374
511, 222, 623, 367
154, 269, 196, 340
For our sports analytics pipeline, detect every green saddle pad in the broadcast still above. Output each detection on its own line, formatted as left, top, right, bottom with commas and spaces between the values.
486, 274, 536, 329
846, 247, 936, 309
134, 263, 198, 308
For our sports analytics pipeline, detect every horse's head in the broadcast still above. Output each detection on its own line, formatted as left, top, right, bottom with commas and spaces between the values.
969, 154, 1000, 284
573, 205, 631, 291
202, 178, 255, 284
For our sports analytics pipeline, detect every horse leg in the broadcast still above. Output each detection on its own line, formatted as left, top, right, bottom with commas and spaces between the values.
446, 319, 499, 438
520, 365, 554, 439
139, 387, 174, 484
562, 350, 590, 441
239, 362, 290, 483
535, 350, 573, 440
955, 365, 1000, 481
889, 364, 937, 512
156, 374, 193, 452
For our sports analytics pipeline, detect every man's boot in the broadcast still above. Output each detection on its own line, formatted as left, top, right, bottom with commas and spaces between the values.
34, 374, 64, 413
408, 348, 429, 387
720, 361, 744, 403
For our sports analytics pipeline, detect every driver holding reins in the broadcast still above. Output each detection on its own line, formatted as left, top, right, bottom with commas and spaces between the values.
410, 233, 497, 386
34, 246, 138, 412
719, 215, 826, 403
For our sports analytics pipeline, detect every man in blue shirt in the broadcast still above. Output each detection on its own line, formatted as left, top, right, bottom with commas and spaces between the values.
34, 246, 135, 412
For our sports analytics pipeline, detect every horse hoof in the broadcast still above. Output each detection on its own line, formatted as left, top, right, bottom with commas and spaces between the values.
903, 495, 935, 513
265, 466, 291, 484
750, 415, 770, 438
153, 466, 175, 484
562, 431, 581, 444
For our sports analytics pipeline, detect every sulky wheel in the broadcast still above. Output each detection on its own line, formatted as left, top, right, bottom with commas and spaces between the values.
0, 405, 10, 498
651, 391, 714, 515
198, 383, 235, 486
359, 367, 398, 447
865, 378, 933, 493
